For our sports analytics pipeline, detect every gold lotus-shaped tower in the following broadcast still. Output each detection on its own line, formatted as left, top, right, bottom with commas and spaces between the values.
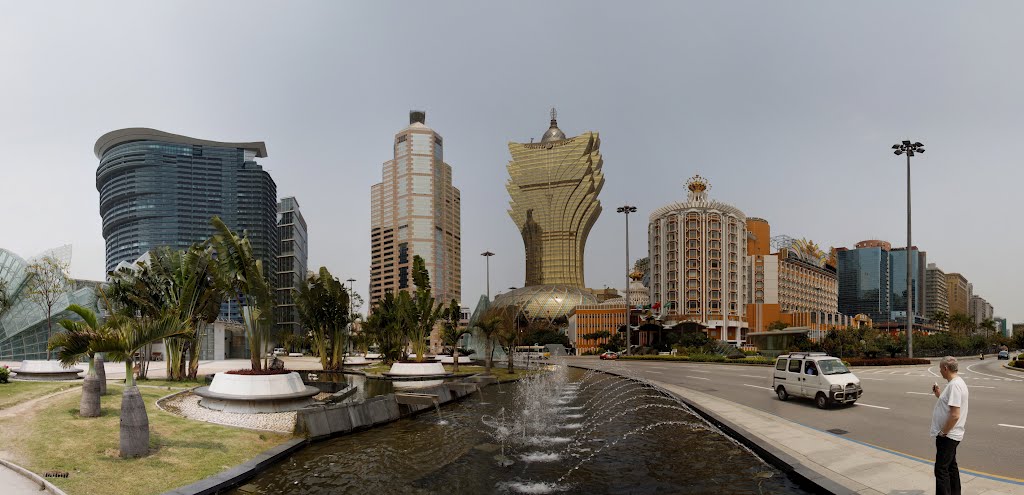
506, 109, 604, 287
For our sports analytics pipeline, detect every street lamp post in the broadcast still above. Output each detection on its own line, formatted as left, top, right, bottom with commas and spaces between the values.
347, 278, 356, 352
892, 140, 924, 358
481, 251, 495, 301
617, 205, 637, 355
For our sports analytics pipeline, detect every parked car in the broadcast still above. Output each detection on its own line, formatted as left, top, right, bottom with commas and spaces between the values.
599, 351, 619, 360
773, 352, 862, 409
998, 350, 1009, 360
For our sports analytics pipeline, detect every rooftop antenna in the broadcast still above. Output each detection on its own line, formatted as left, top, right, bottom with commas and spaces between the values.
550, 107, 558, 126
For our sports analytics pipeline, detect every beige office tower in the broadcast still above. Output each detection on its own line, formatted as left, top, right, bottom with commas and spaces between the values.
370, 111, 461, 306
506, 109, 604, 287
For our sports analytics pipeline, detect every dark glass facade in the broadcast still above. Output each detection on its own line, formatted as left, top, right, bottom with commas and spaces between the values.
889, 248, 927, 324
275, 197, 308, 337
95, 131, 279, 281
837, 247, 890, 323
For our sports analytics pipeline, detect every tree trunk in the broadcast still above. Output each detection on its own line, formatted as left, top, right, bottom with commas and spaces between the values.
119, 385, 149, 458
80, 357, 101, 417
95, 353, 107, 395
46, 310, 52, 360
507, 346, 515, 374
452, 346, 460, 374
484, 338, 493, 373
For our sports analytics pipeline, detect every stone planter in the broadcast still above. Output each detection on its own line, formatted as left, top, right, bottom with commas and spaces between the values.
194, 371, 320, 413
385, 362, 447, 377
343, 356, 371, 366
438, 356, 473, 364
11, 360, 83, 381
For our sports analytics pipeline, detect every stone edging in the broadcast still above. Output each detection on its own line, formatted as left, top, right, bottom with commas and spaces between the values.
568, 365, 852, 495
1003, 364, 1024, 373
0, 459, 69, 495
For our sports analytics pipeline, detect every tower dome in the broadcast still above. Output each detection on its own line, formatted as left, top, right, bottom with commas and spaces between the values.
540, 107, 566, 142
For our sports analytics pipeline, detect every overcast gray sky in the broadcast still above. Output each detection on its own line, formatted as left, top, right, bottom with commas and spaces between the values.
1, 1, 1020, 322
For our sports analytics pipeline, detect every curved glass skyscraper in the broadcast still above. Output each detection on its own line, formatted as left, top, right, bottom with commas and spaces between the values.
95, 128, 278, 276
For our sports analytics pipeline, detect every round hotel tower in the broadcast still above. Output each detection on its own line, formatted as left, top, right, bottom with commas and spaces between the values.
648, 176, 749, 345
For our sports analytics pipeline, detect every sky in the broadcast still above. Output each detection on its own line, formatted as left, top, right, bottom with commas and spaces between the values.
1, 1, 1021, 322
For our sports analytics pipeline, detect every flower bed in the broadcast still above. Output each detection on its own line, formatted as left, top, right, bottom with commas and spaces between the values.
844, 358, 931, 367
224, 368, 293, 375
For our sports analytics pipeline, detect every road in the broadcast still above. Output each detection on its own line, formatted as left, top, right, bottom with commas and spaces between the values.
571, 356, 1024, 480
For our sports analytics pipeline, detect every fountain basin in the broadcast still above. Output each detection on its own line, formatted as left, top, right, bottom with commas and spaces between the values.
11, 360, 83, 380
194, 371, 319, 413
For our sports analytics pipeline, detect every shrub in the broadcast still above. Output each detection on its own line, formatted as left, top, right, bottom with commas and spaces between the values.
844, 358, 930, 367
1013, 360, 1024, 369
0, 364, 10, 384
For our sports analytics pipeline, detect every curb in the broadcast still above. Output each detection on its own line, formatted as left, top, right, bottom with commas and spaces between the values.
0, 459, 69, 495
159, 439, 307, 495
568, 364, 851, 495
1003, 364, 1024, 373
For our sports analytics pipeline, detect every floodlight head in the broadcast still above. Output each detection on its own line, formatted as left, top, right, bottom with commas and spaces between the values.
917, 148, 925, 153
894, 150, 903, 155
907, 150, 915, 157
913, 142, 923, 148
892, 144, 901, 149
902, 140, 912, 146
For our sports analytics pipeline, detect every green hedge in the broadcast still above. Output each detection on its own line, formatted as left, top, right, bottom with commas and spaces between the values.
1013, 360, 1024, 369
619, 355, 775, 365
844, 358, 931, 367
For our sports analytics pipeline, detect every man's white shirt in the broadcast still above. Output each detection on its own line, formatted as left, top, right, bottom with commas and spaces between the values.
931, 376, 969, 441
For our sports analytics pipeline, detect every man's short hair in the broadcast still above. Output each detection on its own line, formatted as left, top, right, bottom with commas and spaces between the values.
940, 356, 959, 373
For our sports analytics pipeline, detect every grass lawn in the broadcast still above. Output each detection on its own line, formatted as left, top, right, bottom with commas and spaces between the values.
0, 381, 80, 410
0, 384, 291, 495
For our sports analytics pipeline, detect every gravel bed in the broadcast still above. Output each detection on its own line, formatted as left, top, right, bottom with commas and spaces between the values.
159, 392, 297, 433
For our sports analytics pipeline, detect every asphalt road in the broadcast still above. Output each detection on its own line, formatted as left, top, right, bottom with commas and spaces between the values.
570, 356, 1024, 480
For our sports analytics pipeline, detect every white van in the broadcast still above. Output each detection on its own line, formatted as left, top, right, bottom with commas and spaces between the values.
773, 352, 862, 409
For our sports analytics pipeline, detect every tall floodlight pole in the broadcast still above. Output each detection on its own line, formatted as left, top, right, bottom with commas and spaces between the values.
617, 205, 637, 355
481, 251, 495, 301
892, 140, 924, 358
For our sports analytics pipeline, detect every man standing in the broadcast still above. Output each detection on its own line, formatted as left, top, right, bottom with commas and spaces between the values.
931, 356, 969, 495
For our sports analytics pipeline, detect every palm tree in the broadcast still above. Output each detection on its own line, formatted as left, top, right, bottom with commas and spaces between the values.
949, 313, 975, 336
363, 292, 408, 364
48, 304, 109, 417
493, 306, 522, 374
979, 318, 997, 337
439, 299, 469, 373
295, 267, 350, 371
407, 256, 444, 362
931, 311, 949, 331
473, 310, 502, 374
208, 216, 273, 371
92, 312, 187, 458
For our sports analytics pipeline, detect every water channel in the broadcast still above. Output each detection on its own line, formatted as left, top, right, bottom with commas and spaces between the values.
234, 366, 808, 494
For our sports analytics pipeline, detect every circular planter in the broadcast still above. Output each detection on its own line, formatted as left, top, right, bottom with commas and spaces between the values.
385, 362, 447, 377
365, 353, 383, 360
11, 360, 83, 381
438, 356, 473, 364
194, 371, 319, 413
343, 356, 371, 366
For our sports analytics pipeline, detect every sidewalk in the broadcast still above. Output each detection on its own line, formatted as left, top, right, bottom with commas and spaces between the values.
0, 459, 65, 495
575, 364, 1024, 495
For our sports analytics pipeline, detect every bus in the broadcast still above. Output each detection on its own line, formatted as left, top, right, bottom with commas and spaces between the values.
514, 345, 550, 360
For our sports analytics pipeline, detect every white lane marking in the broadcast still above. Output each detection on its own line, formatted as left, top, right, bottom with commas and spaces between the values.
854, 403, 891, 410
743, 384, 773, 391
998, 424, 1024, 429
965, 363, 1023, 382
860, 377, 885, 381
690, 370, 712, 373
906, 392, 933, 395
972, 385, 996, 389
740, 374, 764, 379
645, 371, 664, 374
685, 376, 710, 380
927, 367, 941, 378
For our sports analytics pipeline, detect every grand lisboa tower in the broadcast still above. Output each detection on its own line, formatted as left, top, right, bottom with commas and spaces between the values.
491, 110, 605, 325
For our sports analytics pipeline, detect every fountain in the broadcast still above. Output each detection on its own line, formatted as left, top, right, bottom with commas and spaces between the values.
229, 360, 810, 494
